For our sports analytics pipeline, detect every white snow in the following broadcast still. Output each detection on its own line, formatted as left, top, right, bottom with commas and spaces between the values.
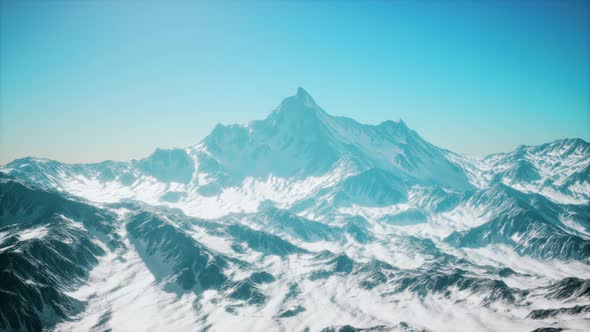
18, 226, 49, 241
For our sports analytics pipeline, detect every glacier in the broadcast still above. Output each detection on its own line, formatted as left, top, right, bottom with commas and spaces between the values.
0, 88, 589, 332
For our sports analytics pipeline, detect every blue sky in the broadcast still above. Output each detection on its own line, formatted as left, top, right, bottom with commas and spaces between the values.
1, 1, 589, 164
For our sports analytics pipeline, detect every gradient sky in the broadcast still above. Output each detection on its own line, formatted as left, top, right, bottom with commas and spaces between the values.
1, 1, 589, 164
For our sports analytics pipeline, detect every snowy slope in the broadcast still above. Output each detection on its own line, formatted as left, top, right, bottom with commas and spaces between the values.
447, 138, 590, 204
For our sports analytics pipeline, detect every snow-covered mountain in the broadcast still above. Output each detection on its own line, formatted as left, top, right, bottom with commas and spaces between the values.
447, 138, 590, 204
1, 88, 589, 332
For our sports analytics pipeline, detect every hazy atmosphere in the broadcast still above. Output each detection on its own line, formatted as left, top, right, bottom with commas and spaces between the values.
1, 0, 589, 164
2, 2, 590, 332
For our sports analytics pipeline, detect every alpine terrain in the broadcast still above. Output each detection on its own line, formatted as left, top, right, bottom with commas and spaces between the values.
1, 88, 589, 332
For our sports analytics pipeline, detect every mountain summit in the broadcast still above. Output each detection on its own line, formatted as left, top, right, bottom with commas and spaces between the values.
200, 88, 473, 189
295, 86, 317, 106
264, 87, 327, 129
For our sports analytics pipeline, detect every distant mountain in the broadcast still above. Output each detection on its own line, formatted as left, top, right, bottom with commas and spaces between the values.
447, 138, 590, 204
1, 89, 589, 332
199, 88, 473, 189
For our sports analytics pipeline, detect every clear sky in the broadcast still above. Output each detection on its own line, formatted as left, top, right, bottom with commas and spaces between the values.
1, 1, 589, 164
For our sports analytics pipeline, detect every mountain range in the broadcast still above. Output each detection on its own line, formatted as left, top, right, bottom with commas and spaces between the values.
1, 88, 589, 332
